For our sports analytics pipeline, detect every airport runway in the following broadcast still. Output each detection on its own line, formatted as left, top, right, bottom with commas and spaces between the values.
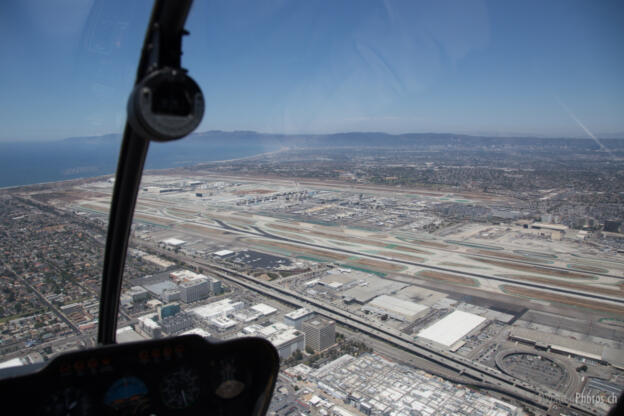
202, 219, 624, 306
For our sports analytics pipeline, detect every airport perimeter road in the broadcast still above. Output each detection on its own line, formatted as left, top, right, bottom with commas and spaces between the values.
162, 251, 598, 416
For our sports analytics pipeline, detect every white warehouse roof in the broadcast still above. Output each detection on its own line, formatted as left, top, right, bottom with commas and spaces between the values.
417, 310, 486, 347
138, 315, 160, 329
251, 303, 277, 316
258, 323, 303, 349
161, 238, 186, 246
0, 357, 23, 369
285, 308, 313, 320
366, 295, 428, 321
269, 327, 303, 348
191, 298, 243, 319
210, 316, 237, 329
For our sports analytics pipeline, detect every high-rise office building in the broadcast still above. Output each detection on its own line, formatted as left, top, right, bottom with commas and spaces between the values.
302, 318, 335, 351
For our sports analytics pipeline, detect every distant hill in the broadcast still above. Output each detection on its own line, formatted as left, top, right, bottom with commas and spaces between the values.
191, 130, 623, 149
1, 130, 622, 188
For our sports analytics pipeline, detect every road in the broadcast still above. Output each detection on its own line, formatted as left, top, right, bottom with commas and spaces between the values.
155, 247, 598, 416
1, 261, 81, 335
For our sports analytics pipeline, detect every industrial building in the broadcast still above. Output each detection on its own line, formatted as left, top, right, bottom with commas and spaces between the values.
284, 308, 315, 330
258, 322, 305, 359
509, 327, 624, 368
240, 324, 263, 336
0, 358, 25, 369
251, 303, 277, 316
308, 353, 519, 416
170, 269, 201, 283
157, 303, 180, 320
362, 295, 429, 322
210, 316, 237, 330
137, 315, 161, 339
160, 237, 186, 249
190, 298, 244, 320
307, 269, 409, 305
170, 269, 222, 297
179, 278, 211, 303
144, 270, 223, 303
525, 222, 568, 240
126, 286, 149, 302
417, 310, 486, 347
340, 276, 407, 304
120, 295, 133, 308
143, 281, 180, 303
160, 313, 193, 335
232, 309, 262, 322
161, 288, 181, 303
303, 318, 336, 351
318, 269, 359, 290
529, 222, 568, 232
116, 326, 145, 343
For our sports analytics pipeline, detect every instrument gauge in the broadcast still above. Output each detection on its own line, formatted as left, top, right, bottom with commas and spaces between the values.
39, 386, 91, 415
160, 367, 201, 409
214, 358, 247, 400
104, 376, 150, 414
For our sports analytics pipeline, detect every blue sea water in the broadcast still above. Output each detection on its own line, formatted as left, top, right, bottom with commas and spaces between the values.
0, 137, 268, 188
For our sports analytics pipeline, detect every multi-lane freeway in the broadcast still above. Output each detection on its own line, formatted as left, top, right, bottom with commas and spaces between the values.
160, 247, 599, 416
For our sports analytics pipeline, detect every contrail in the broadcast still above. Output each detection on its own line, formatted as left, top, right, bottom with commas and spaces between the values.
555, 96, 613, 157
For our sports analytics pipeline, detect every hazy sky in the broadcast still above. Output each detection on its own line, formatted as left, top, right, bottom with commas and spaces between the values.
0, 0, 622, 141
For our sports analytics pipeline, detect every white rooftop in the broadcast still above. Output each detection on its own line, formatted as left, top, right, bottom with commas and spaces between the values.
251, 303, 277, 316
170, 269, 207, 282
0, 357, 23, 369
242, 324, 263, 335
309, 395, 322, 406
417, 310, 486, 347
259, 322, 289, 337
138, 315, 160, 329
367, 295, 428, 318
269, 327, 303, 347
161, 238, 186, 246
285, 308, 313, 320
214, 249, 234, 257
258, 322, 303, 348
116, 326, 146, 343
180, 277, 209, 288
210, 316, 237, 329
181, 328, 211, 338
233, 309, 262, 322
191, 298, 243, 319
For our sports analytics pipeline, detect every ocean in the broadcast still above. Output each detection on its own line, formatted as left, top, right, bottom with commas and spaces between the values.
0, 137, 268, 188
